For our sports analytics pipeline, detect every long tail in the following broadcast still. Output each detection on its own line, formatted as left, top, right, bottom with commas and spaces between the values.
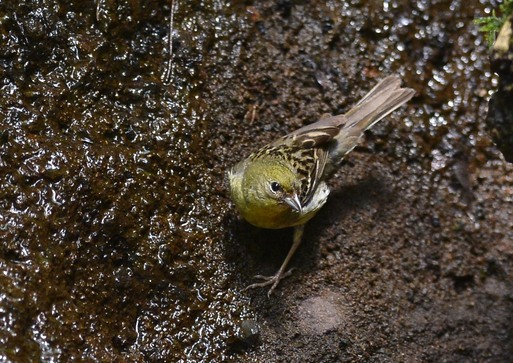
332, 75, 415, 160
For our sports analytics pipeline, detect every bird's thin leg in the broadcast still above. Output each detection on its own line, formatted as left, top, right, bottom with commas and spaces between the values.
244, 224, 305, 297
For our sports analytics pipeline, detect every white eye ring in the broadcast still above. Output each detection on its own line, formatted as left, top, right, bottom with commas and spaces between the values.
269, 181, 281, 193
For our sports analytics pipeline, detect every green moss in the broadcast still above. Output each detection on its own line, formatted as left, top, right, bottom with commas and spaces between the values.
475, 0, 513, 46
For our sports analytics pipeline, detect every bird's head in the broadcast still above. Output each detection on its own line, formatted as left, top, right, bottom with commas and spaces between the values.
229, 158, 303, 229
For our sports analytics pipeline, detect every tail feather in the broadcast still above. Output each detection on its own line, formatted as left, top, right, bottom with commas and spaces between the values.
332, 75, 415, 159
281, 75, 414, 164
344, 75, 415, 131
354, 75, 402, 107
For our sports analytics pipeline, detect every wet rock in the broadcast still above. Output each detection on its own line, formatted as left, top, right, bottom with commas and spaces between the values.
486, 14, 513, 162
1, 0, 513, 362
228, 319, 260, 353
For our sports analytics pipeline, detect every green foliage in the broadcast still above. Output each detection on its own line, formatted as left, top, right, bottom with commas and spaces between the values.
475, 0, 513, 46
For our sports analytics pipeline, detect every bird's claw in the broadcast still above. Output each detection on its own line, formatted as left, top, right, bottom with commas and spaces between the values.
243, 268, 295, 297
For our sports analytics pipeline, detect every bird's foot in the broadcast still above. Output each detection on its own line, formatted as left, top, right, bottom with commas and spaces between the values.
244, 268, 295, 297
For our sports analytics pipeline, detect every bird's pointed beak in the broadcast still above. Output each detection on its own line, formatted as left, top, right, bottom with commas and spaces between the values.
283, 193, 302, 213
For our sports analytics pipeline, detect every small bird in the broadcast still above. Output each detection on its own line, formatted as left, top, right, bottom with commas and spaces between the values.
228, 75, 415, 296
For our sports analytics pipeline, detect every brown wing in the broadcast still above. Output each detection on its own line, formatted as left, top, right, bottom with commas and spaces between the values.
301, 147, 329, 206
283, 145, 330, 207
276, 114, 345, 149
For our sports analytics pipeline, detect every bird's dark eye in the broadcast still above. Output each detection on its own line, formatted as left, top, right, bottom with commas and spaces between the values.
270, 181, 281, 193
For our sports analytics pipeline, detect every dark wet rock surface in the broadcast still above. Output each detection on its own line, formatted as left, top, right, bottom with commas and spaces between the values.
1, 0, 512, 362
487, 13, 513, 162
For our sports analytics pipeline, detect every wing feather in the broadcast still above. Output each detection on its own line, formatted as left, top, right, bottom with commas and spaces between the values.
301, 148, 329, 206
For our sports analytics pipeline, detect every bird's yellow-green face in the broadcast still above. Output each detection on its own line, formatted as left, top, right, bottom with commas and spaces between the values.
229, 158, 306, 229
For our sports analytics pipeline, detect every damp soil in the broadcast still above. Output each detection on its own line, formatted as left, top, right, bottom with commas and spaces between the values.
1, 1, 512, 362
